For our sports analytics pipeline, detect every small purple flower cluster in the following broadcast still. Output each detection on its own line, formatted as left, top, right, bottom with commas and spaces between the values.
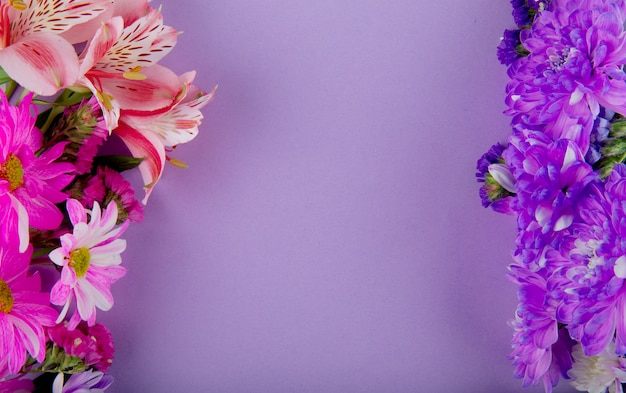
479, 1, 626, 392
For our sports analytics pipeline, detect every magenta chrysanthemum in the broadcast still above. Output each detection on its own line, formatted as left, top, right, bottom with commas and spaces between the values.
0, 245, 58, 377
0, 91, 74, 251
49, 199, 128, 329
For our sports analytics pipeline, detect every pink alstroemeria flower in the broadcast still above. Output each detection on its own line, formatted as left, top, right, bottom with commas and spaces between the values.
0, 0, 112, 96
116, 75, 215, 203
77, 4, 179, 130
49, 199, 128, 329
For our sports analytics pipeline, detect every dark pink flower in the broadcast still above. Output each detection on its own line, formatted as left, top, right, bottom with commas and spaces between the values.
82, 166, 143, 223
47, 321, 115, 372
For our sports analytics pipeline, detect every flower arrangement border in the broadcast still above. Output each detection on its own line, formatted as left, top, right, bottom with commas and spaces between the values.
0, 1, 213, 391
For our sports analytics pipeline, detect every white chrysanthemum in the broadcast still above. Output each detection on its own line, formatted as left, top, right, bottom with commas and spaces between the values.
569, 342, 626, 393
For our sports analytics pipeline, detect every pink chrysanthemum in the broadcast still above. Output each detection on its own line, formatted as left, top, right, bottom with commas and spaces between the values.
0, 91, 75, 251
0, 245, 58, 377
49, 199, 128, 329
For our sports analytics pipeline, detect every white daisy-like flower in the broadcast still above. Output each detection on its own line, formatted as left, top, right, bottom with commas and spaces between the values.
49, 199, 128, 329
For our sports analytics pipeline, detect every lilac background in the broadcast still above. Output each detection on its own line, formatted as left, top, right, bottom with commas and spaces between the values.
99, 1, 574, 392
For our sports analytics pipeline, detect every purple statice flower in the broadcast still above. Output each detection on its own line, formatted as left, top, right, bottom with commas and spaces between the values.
52, 370, 113, 393
511, 0, 533, 27
498, 29, 527, 66
550, 164, 626, 356
508, 264, 575, 392
476, 142, 516, 215
505, 0, 626, 155
511, 0, 551, 27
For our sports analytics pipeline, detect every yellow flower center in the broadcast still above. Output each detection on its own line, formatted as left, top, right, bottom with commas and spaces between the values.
9, 0, 26, 11
0, 279, 14, 314
0, 154, 24, 191
69, 247, 91, 278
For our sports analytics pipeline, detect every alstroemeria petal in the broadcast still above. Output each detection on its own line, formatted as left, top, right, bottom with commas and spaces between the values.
95, 7, 177, 73
114, 122, 165, 204
0, 32, 79, 96
10, 0, 113, 41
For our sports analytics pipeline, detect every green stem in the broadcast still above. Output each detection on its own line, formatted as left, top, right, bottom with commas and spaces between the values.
3, 80, 17, 101
39, 105, 64, 135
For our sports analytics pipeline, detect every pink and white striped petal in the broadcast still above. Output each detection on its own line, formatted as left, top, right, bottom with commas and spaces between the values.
9, 0, 113, 42
113, 122, 165, 204
0, 32, 79, 95
78, 16, 124, 75
93, 7, 177, 73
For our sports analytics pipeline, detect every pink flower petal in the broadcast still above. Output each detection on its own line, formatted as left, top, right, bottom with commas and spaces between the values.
67, 198, 88, 226
0, 32, 79, 96
114, 122, 165, 204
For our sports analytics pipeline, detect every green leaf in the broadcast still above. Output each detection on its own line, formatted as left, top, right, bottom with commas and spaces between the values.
0, 66, 12, 85
94, 155, 144, 172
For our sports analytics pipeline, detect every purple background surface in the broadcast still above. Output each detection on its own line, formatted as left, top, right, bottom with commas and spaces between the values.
99, 1, 575, 392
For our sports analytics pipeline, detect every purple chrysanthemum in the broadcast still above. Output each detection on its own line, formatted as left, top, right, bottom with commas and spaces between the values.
52, 370, 113, 393
504, 133, 597, 271
506, 134, 596, 234
586, 108, 615, 165
508, 264, 575, 392
505, 0, 626, 154
549, 164, 626, 356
